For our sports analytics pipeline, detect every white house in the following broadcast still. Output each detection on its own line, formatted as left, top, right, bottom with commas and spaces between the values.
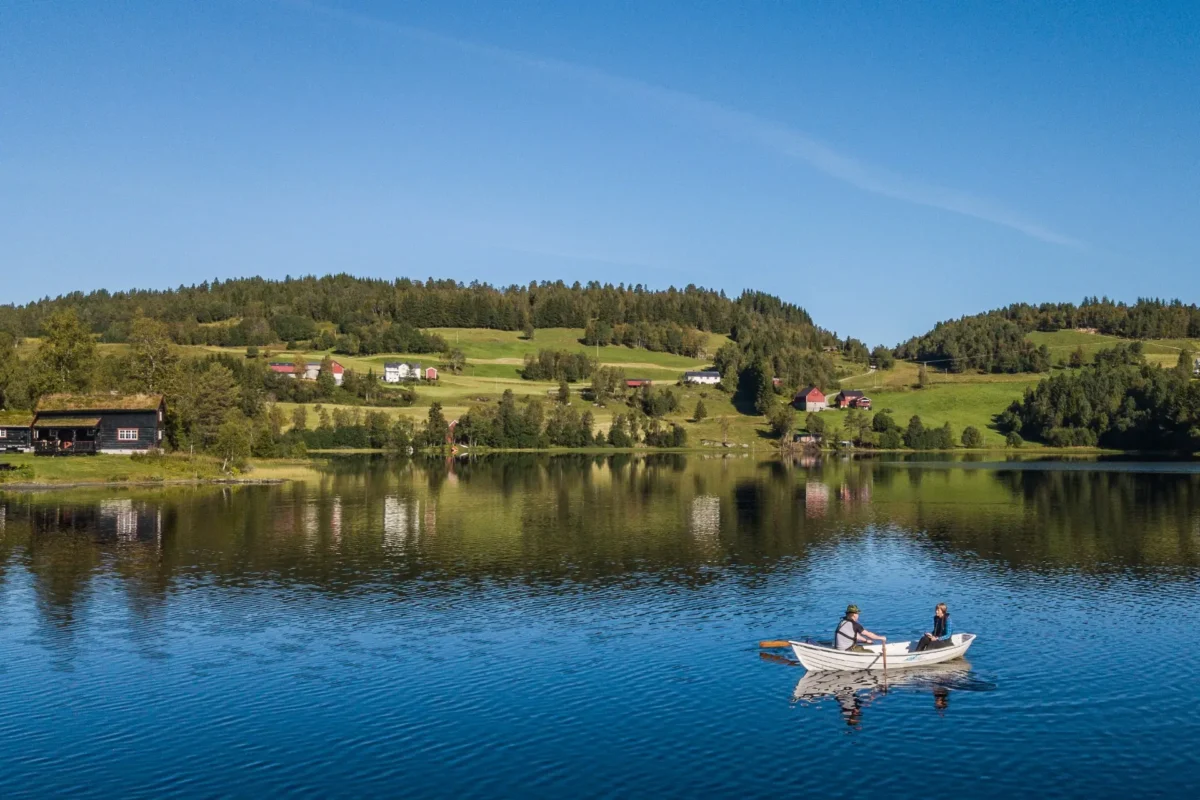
384, 362, 423, 383
684, 370, 721, 385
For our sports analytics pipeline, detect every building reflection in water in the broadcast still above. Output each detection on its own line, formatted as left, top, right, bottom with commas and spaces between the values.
804, 482, 829, 518
383, 496, 420, 548
303, 501, 319, 544
26, 498, 163, 545
689, 495, 720, 541
330, 496, 342, 543
838, 483, 871, 506
423, 499, 437, 537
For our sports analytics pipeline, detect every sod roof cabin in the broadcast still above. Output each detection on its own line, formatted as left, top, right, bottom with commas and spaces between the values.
0, 410, 35, 452
32, 394, 166, 456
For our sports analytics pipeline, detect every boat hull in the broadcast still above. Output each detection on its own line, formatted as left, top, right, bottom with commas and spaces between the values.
789, 633, 975, 672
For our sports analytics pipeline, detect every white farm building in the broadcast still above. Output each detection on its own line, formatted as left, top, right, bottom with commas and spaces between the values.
684, 370, 721, 385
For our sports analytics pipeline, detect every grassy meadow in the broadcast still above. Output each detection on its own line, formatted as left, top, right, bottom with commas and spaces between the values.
1026, 329, 1198, 369
0, 452, 322, 485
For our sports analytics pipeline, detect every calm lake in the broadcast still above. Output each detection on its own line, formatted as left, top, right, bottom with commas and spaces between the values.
2, 454, 1199, 798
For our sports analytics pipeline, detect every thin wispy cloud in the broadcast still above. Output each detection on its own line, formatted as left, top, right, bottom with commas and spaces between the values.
279, 0, 1084, 249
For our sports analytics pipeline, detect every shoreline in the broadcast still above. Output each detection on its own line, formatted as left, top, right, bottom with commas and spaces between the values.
3, 447, 1193, 492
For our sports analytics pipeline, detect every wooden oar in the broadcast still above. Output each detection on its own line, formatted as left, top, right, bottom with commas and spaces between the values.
758, 639, 791, 648
881, 638, 888, 673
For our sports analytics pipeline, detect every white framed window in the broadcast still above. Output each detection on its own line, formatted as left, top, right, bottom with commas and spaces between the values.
157, 430, 163, 442
0, 429, 7, 439
117, 428, 139, 442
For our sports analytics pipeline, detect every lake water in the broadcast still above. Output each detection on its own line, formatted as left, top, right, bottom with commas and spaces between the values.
2, 454, 1199, 798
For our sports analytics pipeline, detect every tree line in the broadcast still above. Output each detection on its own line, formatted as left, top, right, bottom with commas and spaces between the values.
1002, 346, 1200, 451
897, 297, 1200, 374
448, 390, 687, 450
798, 409, 984, 450
0, 275, 837, 352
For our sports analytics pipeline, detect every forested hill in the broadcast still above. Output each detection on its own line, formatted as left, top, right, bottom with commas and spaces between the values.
0, 275, 834, 356
897, 298, 1200, 374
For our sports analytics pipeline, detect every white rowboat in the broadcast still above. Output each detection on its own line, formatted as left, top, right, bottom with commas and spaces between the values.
789, 633, 975, 672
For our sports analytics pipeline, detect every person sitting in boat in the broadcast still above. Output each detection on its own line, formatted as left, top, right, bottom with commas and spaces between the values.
834, 604, 886, 651
916, 603, 953, 652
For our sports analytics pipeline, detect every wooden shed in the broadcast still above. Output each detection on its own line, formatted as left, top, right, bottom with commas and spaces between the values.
0, 410, 34, 453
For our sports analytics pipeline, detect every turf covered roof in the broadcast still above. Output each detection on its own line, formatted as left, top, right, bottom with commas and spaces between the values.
37, 394, 164, 412
33, 417, 102, 428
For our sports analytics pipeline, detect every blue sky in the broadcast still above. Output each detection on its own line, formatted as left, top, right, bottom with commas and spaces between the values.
2, 1, 1198, 344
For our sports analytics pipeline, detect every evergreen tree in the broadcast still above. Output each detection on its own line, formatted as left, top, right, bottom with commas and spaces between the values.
904, 415, 926, 449
423, 402, 450, 447
178, 362, 238, 452
316, 355, 337, 396
939, 421, 956, 448
1175, 347, 1195, 379
693, 398, 707, 422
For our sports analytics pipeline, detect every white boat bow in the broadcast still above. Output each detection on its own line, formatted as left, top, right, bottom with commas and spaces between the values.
789, 633, 976, 672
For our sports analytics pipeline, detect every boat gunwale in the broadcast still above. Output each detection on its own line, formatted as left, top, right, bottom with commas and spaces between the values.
788, 633, 976, 672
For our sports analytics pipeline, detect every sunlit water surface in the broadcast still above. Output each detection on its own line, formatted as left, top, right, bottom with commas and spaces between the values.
2, 454, 1198, 798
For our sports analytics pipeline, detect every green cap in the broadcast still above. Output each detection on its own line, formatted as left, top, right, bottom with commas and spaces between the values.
846, 604, 860, 614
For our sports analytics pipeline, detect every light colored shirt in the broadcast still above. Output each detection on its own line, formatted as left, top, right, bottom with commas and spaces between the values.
834, 618, 864, 650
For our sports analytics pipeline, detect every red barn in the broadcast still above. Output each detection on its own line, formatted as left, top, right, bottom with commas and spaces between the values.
794, 386, 826, 412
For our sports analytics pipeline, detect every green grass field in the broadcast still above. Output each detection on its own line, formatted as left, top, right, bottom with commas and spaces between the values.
0, 452, 320, 486
1026, 330, 1198, 368
0, 453, 227, 484
849, 382, 1040, 447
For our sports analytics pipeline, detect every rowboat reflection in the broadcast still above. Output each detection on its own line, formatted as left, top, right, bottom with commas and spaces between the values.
791, 661, 991, 728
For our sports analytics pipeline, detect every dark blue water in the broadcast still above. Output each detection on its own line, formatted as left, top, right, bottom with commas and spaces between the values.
1, 455, 1198, 797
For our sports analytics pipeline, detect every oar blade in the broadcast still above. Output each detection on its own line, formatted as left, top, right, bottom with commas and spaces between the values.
758, 639, 791, 649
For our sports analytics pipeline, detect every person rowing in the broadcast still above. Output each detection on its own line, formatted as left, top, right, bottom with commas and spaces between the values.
833, 604, 886, 651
